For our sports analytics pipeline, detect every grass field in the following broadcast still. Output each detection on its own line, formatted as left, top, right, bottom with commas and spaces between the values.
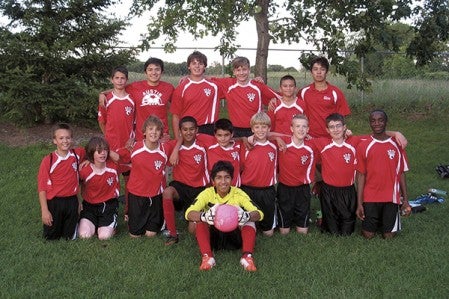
1, 78, 449, 298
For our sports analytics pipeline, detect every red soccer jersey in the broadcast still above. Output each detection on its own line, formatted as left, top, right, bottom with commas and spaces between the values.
170, 78, 223, 126
268, 97, 306, 135
278, 137, 316, 186
121, 141, 174, 197
126, 80, 174, 139
299, 82, 351, 138
37, 148, 85, 200
240, 140, 277, 187
206, 139, 242, 187
313, 136, 366, 187
80, 160, 120, 204
217, 78, 279, 128
170, 138, 210, 187
356, 137, 409, 204
97, 92, 135, 151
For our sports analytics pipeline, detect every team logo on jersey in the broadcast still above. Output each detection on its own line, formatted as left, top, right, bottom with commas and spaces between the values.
141, 90, 163, 106
301, 155, 309, 165
268, 152, 275, 161
125, 106, 133, 116
154, 160, 163, 170
387, 149, 396, 160
247, 93, 256, 102
231, 151, 239, 160
323, 96, 331, 101
343, 153, 351, 163
107, 177, 114, 186
204, 88, 212, 97
72, 162, 78, 171
194, 154, 203, 164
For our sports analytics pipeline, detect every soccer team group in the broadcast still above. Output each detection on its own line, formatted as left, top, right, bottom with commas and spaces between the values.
37, 52, 412, 271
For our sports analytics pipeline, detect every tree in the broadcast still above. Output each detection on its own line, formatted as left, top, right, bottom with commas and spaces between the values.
130, 0, 414, 86
0, 0, 137, 125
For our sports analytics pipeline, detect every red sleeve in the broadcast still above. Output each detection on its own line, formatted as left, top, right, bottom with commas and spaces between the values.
169, 84, 185, 116
37, 155, 51, 192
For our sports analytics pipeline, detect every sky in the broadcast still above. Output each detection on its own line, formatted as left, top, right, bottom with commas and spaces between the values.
114, 1, 312, 68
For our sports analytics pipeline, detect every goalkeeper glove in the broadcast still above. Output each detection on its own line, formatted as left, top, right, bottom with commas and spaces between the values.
237, 207, 251, 225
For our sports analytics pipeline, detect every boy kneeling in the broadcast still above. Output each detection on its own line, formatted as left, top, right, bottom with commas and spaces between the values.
185, 161, 263, 271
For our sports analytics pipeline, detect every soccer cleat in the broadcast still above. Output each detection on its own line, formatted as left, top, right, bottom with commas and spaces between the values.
164, 235, 179, 246
240, 254, 257, 272
199, 254, 216, 271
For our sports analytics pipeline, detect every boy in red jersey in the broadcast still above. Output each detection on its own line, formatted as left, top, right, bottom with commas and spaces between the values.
186, 161, 263, 271
98, 66, 134, 214
170, 51, 223, 137
268, 75, 306, 135
214, 56, 279, 137
312, 113, 366, 235
37, 123, 85, 240
100, 58, 174, 141
78, 136, 119, 240
277, 114, 316, 235
117, 116, 175, 238
162, 116, 210, 245
298, 57, 351, 138
240, 112, 278, 236
356, 109, 411, 239
205, 118, 243, 187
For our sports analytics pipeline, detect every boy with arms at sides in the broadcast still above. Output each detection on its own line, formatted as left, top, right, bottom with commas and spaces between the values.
100, 58, 174, 142
78, 136, 119, 240
116, 116, 175, 238
240, 112, 278, 237
268, 75, 306, 136
97, 66, 134, 218
186, 161, 263, 271
277, 114, 316, 235
170, 51, 224, 137
356, 109, 411, 239
162, 116, 210, 245
298, 56, 351, 138
214, 56, 280, 137
37, 123, 85, 240
313, 113, 407, 236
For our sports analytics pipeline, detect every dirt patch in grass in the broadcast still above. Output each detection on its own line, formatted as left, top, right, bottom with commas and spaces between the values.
0, 122, 100, 147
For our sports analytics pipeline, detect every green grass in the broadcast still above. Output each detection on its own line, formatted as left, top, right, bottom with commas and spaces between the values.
1, 80, 449, 298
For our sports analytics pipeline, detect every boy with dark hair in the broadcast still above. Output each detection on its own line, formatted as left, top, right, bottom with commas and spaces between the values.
356, 109, 411, 239
240, 112, 278, 236
298, 56, 351, 138
214, 56, 279, 137
170, 51, 223, 137
277, 114, 316, 234
268, 74, 306, 135
37, 123, 85, 240
186, 160, 263, 271
78, 136, 119, 240
162, 116, 210, 245
99, 57, 174, 142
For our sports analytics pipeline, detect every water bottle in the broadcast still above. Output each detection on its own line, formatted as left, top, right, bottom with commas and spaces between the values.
315, 210, 322, 227
428, 188, 447, 196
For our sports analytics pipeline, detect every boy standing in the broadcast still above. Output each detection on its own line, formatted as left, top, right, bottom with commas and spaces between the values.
298, 57, 351, 138
240, 112, 277, 236
186, 161, 263, 271
170, 51, 223, 137
277, 114, 316, 234
117, 116, 175, 238
162, 116, 210, 245
37, 123, 85, 240
268, 75, 306, 135
356, 109, 411, 239
215, 56, 279, 137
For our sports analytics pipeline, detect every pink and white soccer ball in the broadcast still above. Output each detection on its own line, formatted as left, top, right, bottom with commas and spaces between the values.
214, 204, 239, 232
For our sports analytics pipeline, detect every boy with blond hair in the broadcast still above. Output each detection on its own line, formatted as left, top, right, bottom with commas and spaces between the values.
240, 112, 278, 236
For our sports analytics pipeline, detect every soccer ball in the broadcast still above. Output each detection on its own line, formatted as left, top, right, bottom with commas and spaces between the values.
214, 204, 239, 232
